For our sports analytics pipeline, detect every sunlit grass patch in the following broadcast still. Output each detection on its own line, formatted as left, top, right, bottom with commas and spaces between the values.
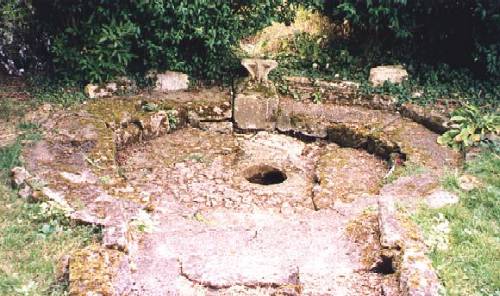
0, 184, 100, 295
0, 126, 100, 295
414, 151, 500, 296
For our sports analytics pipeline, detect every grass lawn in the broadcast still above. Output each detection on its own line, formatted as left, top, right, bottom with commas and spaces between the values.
414, 150, 500, 296
0, 125, 99, 296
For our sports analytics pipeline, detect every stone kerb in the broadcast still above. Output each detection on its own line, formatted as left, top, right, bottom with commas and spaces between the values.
11, 89, 233, 295
281, 75, 452, 134
13, 73, 460, 295
234, 58, 280, 131
378, 196, 442, 296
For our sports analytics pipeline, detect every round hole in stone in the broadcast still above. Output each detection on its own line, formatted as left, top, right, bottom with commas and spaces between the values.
244, 165, 287, 185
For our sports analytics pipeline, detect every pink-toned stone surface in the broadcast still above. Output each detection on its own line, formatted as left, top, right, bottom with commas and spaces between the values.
276, 98, 459, 170
127, 201, 391, 295
13, 85, 462, 295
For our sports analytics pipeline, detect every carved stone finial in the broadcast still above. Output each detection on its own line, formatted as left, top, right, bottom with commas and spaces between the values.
241, 59, 278, 83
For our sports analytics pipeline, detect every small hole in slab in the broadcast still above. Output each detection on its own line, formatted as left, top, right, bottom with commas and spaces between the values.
244, 165, 287, 185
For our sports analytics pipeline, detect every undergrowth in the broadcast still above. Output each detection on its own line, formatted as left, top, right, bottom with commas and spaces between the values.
269, 32, 499, 110
0, 77, 86, 122
414, 150, 500, 296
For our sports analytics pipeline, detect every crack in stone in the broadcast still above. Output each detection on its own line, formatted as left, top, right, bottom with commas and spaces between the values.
178, 259, 302, 291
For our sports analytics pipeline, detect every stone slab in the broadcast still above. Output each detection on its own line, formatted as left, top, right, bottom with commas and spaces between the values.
154, 71, 189, 92
369, 65, 408, 87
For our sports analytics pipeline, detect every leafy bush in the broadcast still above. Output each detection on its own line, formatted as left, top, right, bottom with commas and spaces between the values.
438, 105, 500, 151
324, 1, 500, 78
0, 0, 37, 75
32, 0, 297, 82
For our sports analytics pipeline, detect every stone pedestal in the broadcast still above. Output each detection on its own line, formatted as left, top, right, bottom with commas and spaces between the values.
234, 58, 280, 131
234, 92, 279, 130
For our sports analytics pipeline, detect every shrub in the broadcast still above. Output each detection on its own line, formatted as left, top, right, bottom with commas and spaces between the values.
32, 0, 297, 83
0, 0, 38, 75
438, 105, 500, 152
324, 0, 500, 78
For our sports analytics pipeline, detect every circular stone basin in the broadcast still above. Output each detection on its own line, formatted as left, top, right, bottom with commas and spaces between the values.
119, 129, 388, 211
18, 91, 460, 295
244, 164, 287, 185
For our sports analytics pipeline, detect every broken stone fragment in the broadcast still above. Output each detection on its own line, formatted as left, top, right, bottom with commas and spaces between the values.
18, 186, 33, 199
69, 245, 132, 296
84, 84, 99, 99
11, 166, 31, 187
85, 84, 112, 99
425, 190, 459, 209
85, 78, 136, 99
11, 167, 36, 200
103, 223, 132, 253
378, 195, 404, 250
198, 121, 233, 133
59, 170, 98, 185
143, 110, 170, 138
154, 71, 189, 92
40, 187, 74, 212
399, 248, 441, 296
241, 58, 278, 83
187, 111, 200, 127
369, 65, 408, 87
458, 174, 482, 191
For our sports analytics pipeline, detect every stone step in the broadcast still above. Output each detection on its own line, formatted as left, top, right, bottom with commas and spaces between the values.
128, 208, 374, 295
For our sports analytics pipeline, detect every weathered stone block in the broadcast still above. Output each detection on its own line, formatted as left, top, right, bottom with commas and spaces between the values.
11, 166, 30, 187
154, 71, 189, 92
378, 195, 404, 250
369, 65, 408, 87
234, 93, 279, 130
69, 245, 131, 296
85, 77, 136, 99
399, 249, 441, 296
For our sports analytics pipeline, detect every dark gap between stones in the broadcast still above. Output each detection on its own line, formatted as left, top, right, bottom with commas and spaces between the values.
371, 255, 396, 275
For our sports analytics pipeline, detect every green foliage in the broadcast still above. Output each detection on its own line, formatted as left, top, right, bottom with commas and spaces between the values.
0, 142, 22, 172
311, 90, 322, 104
272, 31, 499, 109
32, 0, 296, 82
438, 105, 499, 151
0, 184, 100, 295
166, 110, 179, 129
325, 0, 500, 78
0, 0, 34, 75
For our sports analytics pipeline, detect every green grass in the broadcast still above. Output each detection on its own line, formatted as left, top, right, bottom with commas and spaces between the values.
0, 123, 41, 177
383, 161, 427, 185
0, 126, 100, 296
414, 150, 500, 296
